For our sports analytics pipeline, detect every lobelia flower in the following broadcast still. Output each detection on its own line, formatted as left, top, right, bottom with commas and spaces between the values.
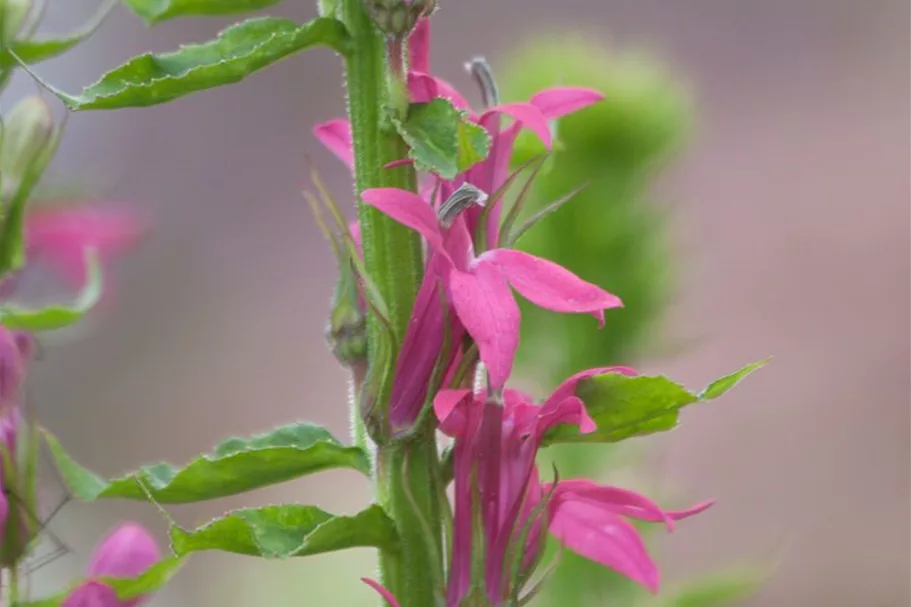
63, 523, 161, 607
361, 187, 622, 390
313, 19, 614, 431
433, 367, 712, 604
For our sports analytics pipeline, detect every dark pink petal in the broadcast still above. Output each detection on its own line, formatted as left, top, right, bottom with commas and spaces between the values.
360, 188, 445, 254
433, 389, 472, 437
312, 119, 354, 171
448, 262, 519, 388
537, 395, 596, 436
530, 86, 605, 119
89, 523, 160, 579
553, 480, 675, 530
362, 578, 401, 607
384, 158, 414, 169
408, 18, 431, 73
408, 72, 471, 109
667, 500, 715, 521
546, 366, 638, 408
549, 498, 660, 593
482, 102, 552, 148
482, 248, 622, 324
63, 581, 119, 607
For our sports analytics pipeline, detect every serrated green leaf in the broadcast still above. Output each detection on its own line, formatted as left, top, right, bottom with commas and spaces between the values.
13, 557, 185, 607
123, 0, 282, 24
545, 361, 766, 444
43, 422, 369, 504
171, 504, 397, 559
0, 250, 103, 331
43, 17, 350, 111
1, 0, 118, 69
396, 99, 490, 179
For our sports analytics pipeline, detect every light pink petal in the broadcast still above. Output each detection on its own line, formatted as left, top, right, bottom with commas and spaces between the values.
25, 205, 144, 289
408, 72, 471, 110
554, 480, 675, 530
360, 188, 445, 255
408, 18, 431, 73
549, 499, 660, 593
362, 578, 401, 607
63, 581, 119, 607
482, 248, 622, 325
448, 262, 519, 388
546, 366, 638, 408
88, 523, 160, 579
530, 86, 605, 119
537, 395, 596, 436
313, 119, 354, 171
482, 102, 552, 149
433, 389, 472, 437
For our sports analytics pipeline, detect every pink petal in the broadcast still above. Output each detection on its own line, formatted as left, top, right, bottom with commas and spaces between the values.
89, 523, 160, 579
549, 499, 660, 593
408, 18, 431, 73
360, 188, 445, 255
448, 262, 519, 388
530, 86, 605, 119
481, 248, 622, 325
433, 389, 472, 437
537, 395, 597, 436
667, 500, 715, 521
408, 72, 471, 110
63, 581, 119, 607
546, 366, 638, 409
553, 480, 675, 530
313, 119, 354, 171
362, 578, 401, 607
482, 102, 552, 149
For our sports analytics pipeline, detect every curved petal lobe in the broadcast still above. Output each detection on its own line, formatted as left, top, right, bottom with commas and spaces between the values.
313, 119, 354, 171
530, 86, 605, 119
361, 188, 445, 254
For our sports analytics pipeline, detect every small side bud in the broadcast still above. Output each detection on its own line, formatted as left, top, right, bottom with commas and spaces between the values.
0, 0, 31, 44
0, 96, 58, 203
326, 255, 368, 370
363, 0, 435, 39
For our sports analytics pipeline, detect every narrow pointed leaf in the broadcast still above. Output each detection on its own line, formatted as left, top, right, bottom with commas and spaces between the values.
47, 17, 350, 111
395, 99, 490, 179
544, 361, 766, 444
171, 504, 397, 558
0, 250, 102, 331
43, 422, 369, 504
123, 0, 283, 24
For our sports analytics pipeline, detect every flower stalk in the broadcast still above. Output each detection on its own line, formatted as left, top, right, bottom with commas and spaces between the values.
339, 1, 444, 605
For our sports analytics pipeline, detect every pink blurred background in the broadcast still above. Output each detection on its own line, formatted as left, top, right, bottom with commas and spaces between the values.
16, 0, 910, 605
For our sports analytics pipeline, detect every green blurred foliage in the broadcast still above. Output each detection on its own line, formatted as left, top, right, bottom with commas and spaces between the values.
502, 37, 761, 606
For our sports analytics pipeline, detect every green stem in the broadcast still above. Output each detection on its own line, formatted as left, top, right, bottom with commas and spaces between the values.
339, 3, 443, 606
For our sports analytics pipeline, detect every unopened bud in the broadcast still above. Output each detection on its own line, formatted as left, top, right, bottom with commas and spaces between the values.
363, 0, 435, 39
1, 96, 57, 203
326, 258, 367, 369
0, 404, 39, 568
0, 0, 31, 44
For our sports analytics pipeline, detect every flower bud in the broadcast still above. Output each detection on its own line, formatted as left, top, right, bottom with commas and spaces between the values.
0, 0, 31, 44
363, 0, 435, 39
85, 522, 161, 607
0, 96, 57, 203
0, 404, 39, 568
326, 256, 367, 370
0, 327, 27, 410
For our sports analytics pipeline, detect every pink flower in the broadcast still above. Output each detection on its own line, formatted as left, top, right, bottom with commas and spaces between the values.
362, 187, 622, 388
434, 367, 711, 602
23, 203, 144, 293
64, 523, 161, 607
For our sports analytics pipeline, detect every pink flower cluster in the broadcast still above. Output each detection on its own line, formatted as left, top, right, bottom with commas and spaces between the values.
316, 19, 710, 605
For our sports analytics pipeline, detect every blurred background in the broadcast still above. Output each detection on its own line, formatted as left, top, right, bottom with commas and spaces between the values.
12, 0, 909, 605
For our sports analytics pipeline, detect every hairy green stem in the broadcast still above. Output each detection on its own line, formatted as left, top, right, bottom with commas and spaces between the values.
339, 3, 443, 605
